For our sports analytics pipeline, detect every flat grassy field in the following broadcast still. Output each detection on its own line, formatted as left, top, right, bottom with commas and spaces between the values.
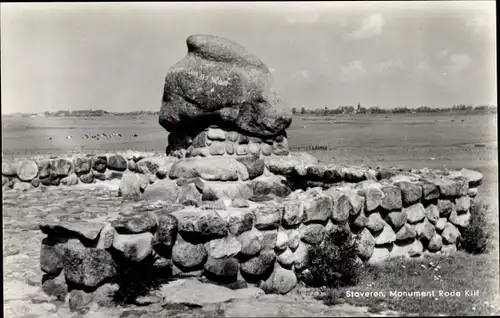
3, 112, 497, 198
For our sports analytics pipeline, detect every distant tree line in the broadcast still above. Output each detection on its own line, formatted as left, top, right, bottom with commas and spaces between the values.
291, 103, 497, 116
3, 104, 497, 118
6, 110, 161, 118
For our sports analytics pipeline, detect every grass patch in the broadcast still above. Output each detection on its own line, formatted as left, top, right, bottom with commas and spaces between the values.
319, 253, 500, 316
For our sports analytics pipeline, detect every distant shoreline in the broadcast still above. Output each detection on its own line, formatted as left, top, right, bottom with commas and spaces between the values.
2, 110, 496, 119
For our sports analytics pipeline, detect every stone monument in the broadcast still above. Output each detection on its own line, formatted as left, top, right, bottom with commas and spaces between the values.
30, 34, 484, 308
159, 34, 292, 159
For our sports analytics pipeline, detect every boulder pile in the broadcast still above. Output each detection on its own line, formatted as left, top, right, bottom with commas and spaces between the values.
21, 34, 487, 303
37, 163, 482, 303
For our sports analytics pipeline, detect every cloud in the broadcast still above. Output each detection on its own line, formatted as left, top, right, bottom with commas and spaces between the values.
447, 54, 471, 72
346, 13, 384, 40
340, 60, 365, 82
377, 58, 404, 74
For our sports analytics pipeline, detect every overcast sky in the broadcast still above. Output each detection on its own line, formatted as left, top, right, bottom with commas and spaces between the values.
1, 1, 496, 114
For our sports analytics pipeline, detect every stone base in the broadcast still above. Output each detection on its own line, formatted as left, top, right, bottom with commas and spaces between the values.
166, 126, 289, 159
36, 161, 479, 301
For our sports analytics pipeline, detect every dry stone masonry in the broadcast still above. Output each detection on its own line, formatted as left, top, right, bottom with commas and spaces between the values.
0, 34, 486, 303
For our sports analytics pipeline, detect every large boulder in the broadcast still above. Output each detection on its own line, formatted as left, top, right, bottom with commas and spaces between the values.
302, 192, 333, 223
298, 223, 325, 245
91, 156, 107, 173
143, 179, 181, 202
394, 181, 422, 206
204, 256, 240, 280
361, 186, 384, 212
374, 224, 396, 245
252, 202, 283, 230
414, 218, 435, 242
428, 233, 443, 252
293, 242, 309, 271
437, 199, 454, 216
236, 156, 265, 179
2, 162, 17, 176
460, 168, 483, 187
109, 213, 157, 234
419, 181, 440, 200
72, 157, 92, 176
395, 224, 417, 241
380, 185, 403, 211
238, 227, 263, 256
171, 239, 207, 270
441, 223, 460, 244
261, 263, 297, 295
240, 249, 276, 279
368, 247, 390, 263
386, 211, 407, 229
194, 179, 253, 201
40, 237, 66, 275
42, 272, 68, 301
205, 235, 241, 259
366, 212, 386, 233
250, 174, 291, 198
425, 204, 440, 225
112, 232, 153, 262
449, 210, 471, 228
118, 172, 142, 199
455, 196, 471, 213
216, 208, 254, 236
171, 208, 228, 242
390, 240, 423, 258
40, 221, 104, 242
107, 154, 128, 171
63, 240, 117, 288
404, 203, 426, 224
176, 183, 202, 206
282, 199, 305, 226
356, 228, 375, 260
264, 152, 318, 176
152, 214, 178, 257
159, 34, 292, 139
169, 157, 249, 181
16, 159, 39, 181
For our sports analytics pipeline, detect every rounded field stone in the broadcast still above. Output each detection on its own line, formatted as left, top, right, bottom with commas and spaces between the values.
73, 157, 92, 176
16, 159, 39, 181
107, 154, 128, 171
238, 228, 263, 256
172, 240, 207, 270
53, 158, 73, 177
92, 156, 107, 173
356, 228, 375, 260
63, 240, 117, 289
110, 213, 158, 234
112, 232, 154, 262
204, 256, 239, 279
299, 224, 325, 245
240, 249, 276, 278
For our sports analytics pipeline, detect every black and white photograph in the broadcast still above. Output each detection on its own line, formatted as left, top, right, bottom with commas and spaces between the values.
1, 1, 498, 317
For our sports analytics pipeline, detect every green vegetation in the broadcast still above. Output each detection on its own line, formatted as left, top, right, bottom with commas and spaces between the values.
458, 199, 494, 254
292, 104, 497, 116
318, 253, 499, 316
307, 229, 362, 288
4, 109, 160, 118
